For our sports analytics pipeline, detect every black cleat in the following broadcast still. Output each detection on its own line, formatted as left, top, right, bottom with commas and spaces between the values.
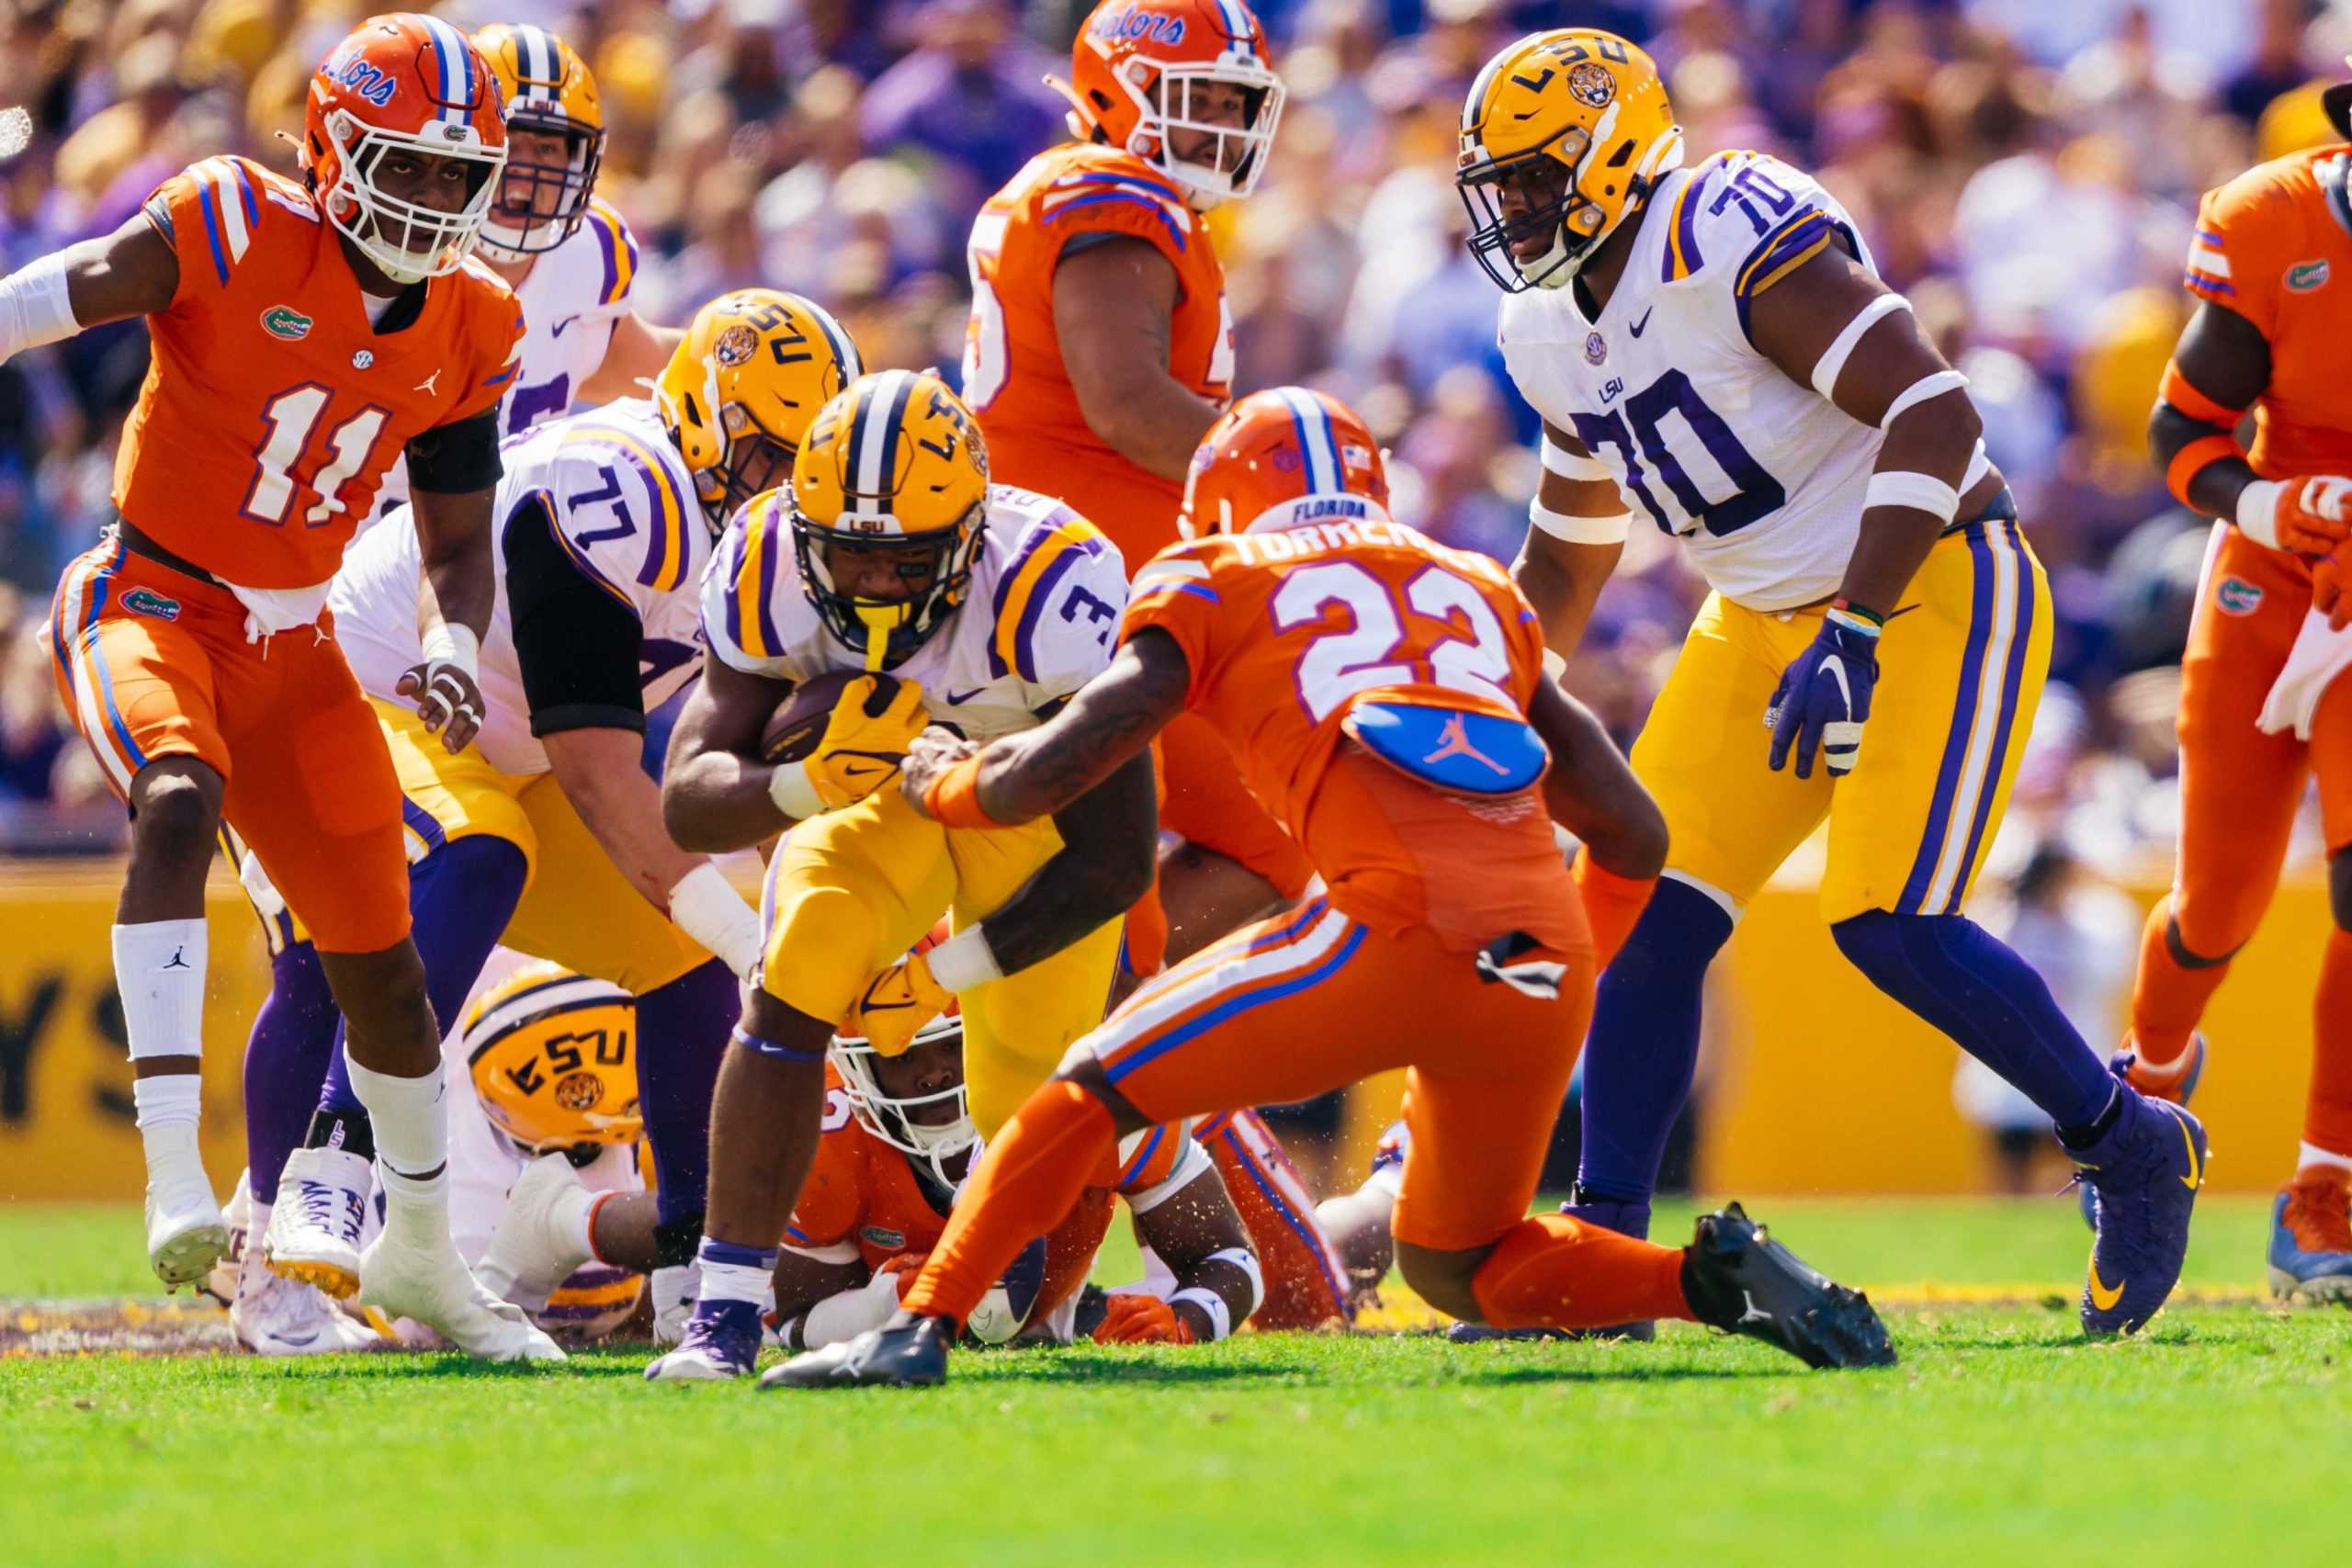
758, 1314, 954, 1390
1679, 1202, 1896, 1370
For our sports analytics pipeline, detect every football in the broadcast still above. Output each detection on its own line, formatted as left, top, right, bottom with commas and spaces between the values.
759, 670, 904, 764
963, 1233, 1049, 1346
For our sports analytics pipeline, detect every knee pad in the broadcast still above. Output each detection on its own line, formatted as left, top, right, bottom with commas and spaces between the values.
1612, 874, 1736, 979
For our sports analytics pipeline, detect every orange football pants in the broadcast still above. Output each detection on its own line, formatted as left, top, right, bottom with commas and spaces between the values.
48, 538, 411, 953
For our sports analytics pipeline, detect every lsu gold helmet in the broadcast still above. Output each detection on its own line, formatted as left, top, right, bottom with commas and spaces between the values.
463, 963, 640, 1155
1455, 30, 1682, 292
655, 288, 863, 532
787, 368, 988, 669
472, 23, 604, 260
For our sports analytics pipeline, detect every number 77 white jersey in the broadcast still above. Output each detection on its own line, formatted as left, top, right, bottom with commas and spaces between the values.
1498, 150, 1888, 612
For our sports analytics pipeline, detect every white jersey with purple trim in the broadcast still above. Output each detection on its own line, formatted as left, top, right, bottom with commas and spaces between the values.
701, 482, 1128, 740
1498, 150, 1902, 611
332, 397, 710, 777
375, 198, 644, 512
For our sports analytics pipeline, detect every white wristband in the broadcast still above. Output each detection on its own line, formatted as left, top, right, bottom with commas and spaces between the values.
1204, 1244, 1264, 1320
1540, 436, 1611, 481
1170, 1285, 1234, 1342
767, 759, 824, 821
1541, 647, 1567, 683
667, 863, 763, 979
925, 922, 1004, 992
1863, 469, 1960, 525
0, 251, 81, 362
1879, 369, 1969, 430
420, 621, 480, 680
2235, 479, 2285, 548
1531, 498, 1633, 544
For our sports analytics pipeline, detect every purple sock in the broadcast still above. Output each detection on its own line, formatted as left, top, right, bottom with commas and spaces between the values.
1578, 876, 1734, 1204
243, 942, 338, 1205
635, 958, 739, 1228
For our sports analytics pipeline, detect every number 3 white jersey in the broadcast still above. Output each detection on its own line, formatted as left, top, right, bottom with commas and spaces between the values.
701, 483, 1129, 741
1499, 150, 1886, 611
332, 399, 713, 776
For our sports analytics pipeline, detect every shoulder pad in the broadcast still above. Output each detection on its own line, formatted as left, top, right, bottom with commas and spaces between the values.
1030, 146, 1195, 256
165, 157, 269, 288
580, 197, 640, 310
984, 500, 1126, 690
545, 417, 699, 601
1656, 152, 1844, 291
701, 490, 797, 676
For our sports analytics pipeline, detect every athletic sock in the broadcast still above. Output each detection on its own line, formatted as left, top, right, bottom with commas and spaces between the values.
116, 918, 209, 1174
243, 943, 340, 1206
634, 959, 738, 1229
695, 1239, 776, 1307
1577, 877, 1733, 1201
1572, 852, 1658, 970
2127, 896, 2229, 1072
1469, 1213, 1694, 1329
344, 1055, 448, 1239
2305, 931, 2352, 1163
131, 1076, 204, 1179
1831, 909, 2114, 1130
902, 1080, 1113, 1329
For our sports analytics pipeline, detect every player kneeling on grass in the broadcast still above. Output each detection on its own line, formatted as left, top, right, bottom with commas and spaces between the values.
766, 388, 1896, 1391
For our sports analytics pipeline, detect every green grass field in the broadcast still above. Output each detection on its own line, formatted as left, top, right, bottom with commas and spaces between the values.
6, 1197, 2345, 1566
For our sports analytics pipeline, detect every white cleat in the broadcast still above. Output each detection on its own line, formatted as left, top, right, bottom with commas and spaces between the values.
143, 1123, 228, 1288
202, 1168, 254, 1305
651, 1262, 699, 1347
232, 1242, 385, 1356
358, 1225, 566, 1364
476, 1154, 593, 1313
265, 1146, 374, 1299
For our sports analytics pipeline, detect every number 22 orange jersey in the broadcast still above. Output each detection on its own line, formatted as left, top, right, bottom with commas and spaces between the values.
962, 142, 1234, 569
1122, 515, 1589, 955
115, 155, 524, 589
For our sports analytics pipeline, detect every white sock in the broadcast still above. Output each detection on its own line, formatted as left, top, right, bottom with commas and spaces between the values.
2298, 1142, 2352, 1176
113, 919, 207, 1059
696, 1239, 777, 1307
344, 1055, 449, 1243
131, 1076, 205, 1181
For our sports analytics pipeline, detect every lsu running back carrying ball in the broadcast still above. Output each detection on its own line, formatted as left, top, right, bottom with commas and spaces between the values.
249, 290, 854, 1358
20, 13, 559, 1360
768, 387, 1896, 1391
648, 369, 1166, 1381
1458, 28, 2206, 1337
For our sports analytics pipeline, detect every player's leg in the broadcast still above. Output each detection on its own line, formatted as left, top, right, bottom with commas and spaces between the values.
1193, 1109, 1353, 1328
1314, 1117, 1406, 1308
48, 541, 236, 1283
1151, 712, 1315, 966
651, 789, 955, 1380
1575, 593, 1831, 1234
2129, 532, 2309, 1089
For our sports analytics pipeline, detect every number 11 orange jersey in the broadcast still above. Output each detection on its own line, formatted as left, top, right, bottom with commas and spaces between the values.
115, 155, 523, 589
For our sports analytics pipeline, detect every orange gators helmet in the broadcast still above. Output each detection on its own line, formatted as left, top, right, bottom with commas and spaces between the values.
1181, 386, 1390, 537
302, 13, 508, 286
1057, 0, 1285, 210
471, 22, 604, 259
1455, 29, 1682, 292
462, 963, 640, 1156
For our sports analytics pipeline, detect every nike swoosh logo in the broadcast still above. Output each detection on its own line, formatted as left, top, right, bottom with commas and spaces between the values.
549, 314, 580, 338
1629, 307, 1654, 337
841, 763, 889, 780
944, 687, 984, 705
2087, 1266, 2125, 1313
2168, 1106, 2202, 1190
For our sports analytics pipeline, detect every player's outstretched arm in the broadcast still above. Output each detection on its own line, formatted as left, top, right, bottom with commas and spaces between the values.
986, 745, 1159, 977
401, 415, 502, 753
0, 212, 176, 360
1529, 678, 1667, 881
1103, 1158, 1262, 1345
1514, 423, 1629, 660
661, 653, 798, 852
1054, 237, 1227, 482
769, 1248, 885, 1352
578, 311, 684, 405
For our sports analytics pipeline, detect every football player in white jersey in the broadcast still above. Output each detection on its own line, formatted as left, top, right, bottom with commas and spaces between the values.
236, 291, 857, 1355
645, 369, 1161, 1380
1459, 29, 2206, 1338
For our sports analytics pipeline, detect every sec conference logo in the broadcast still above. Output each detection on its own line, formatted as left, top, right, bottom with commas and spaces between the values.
1584, 331, 1607, 366
2214, 576, 2264, 615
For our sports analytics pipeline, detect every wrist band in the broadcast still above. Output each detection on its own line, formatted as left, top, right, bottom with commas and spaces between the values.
1170, 1285, 1232, 1342
420, 621, 480, 679
1541, 647, 1567, 682
0, 251, 81, 362
924, 923, 1004, 993
1878, 369, 1968, 429
767, 758, 823, 821
922, 753, 1002, 829
667, 863, 763, 979
2234, 479, 2284, 549
1863, 469, 1960, 524
1530, 497, 1633, 544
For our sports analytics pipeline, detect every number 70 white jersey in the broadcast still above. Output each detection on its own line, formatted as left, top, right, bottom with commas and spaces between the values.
1498, 150, 1888, 612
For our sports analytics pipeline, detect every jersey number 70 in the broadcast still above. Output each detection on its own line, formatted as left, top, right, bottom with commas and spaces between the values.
1570, 367, 1785, 538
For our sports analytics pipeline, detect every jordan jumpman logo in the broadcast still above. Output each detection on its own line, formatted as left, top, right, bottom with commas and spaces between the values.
1422, 714, 1511, 776
161, 947, 190, 970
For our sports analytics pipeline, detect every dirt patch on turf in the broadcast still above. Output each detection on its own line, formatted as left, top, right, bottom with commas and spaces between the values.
2, 1297, 237, 1357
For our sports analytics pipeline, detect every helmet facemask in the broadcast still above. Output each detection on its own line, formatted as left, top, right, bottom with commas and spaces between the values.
1457, 124, 1599, 294
831, 1023, 977, 1190
699, 402, 799, 534
477, 112, 601, 260
1109, 51, 1285, 209
790, 501, 985, 670
320, 110, 504, 286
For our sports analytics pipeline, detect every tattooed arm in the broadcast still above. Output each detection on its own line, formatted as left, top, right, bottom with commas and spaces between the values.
978, 746, 1159, 974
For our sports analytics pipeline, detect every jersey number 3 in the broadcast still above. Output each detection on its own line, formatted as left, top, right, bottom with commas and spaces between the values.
243, 384, 391, 527
1272, 560, 1513, 723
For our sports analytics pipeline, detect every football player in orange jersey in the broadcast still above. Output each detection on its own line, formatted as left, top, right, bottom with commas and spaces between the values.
964, 0, 1312, 971
768, 389, 1895, 1388
2138, 72, 2352, 1301
17, 15, 559, 1359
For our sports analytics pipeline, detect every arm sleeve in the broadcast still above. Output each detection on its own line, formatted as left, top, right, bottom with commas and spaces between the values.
580, 199, 640, 319
141, 158, 264, 310
1119, 545, 1223, 707
404, 406, 501, 495
501, 491, 649, 737
2185, 175, 2288, 339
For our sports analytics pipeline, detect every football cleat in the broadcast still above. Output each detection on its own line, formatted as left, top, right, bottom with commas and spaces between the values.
265, 1145, 374, 1299
644, 1299, 763, 1382
1679, 1202, 1896, 1369
2078, 1037, 2206, 1229
650, 1262, 698, 1346
232, 1242, 385, 1356
760, 1313, 953, 1390
1444, 1321, 1572, 1344
142, 1123, 229, 1288
202, 1168, 254, 1306
357, 1221, 566, 1363
2071, 1089, 2208, 1337
474, 1153, 594, 1314
2267, 1166, 2352, 1305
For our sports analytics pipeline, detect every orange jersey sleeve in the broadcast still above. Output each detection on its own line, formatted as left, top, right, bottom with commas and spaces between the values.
965, 144, 1235, 569
112, 158, 525, 588
2183, 151, 2352, 477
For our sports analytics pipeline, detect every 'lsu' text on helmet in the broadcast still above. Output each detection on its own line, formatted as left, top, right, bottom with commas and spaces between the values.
471, 22, 603, 259
300, 13, 508, 286
1055, 0, 1285, 210
655, 288, 863, 531
1182, 386, 1389, 537
1455, 29, 1682, 292
787, 368, 989, 669
463, 963, 641, 1156
832, 1008, 975, 1190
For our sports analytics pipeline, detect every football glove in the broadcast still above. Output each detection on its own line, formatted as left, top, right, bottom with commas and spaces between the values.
1766, 606, 1880, 780
769, 675, 929, 821
2237, 475, 2352, 555
845, 951, 954, 1058
2317, 549, 2352, 631
1092, 1292, 1195, 1345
